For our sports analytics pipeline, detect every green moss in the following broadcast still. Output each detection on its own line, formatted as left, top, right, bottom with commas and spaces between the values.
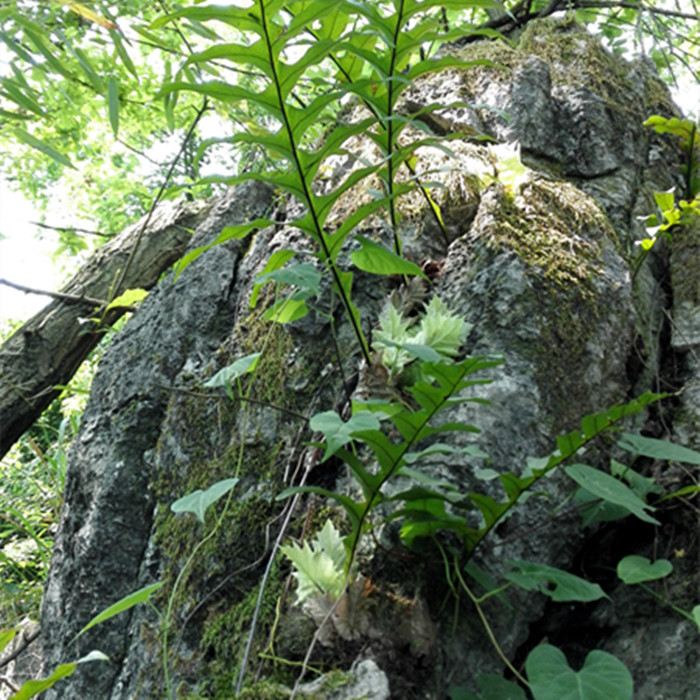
486, 178, 611, 292
481, 177, 621, 428
201, 564, 287, 697
141, 302, 336, 696
670, 218, 700, 305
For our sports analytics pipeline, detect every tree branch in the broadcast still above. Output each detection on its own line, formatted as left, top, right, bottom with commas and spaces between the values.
0, 278, 108, 308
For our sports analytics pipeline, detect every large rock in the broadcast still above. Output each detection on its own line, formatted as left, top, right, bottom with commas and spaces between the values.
35, 19, 697, 699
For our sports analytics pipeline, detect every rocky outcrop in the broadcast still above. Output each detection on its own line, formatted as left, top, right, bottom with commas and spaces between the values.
35, 19, 697, 699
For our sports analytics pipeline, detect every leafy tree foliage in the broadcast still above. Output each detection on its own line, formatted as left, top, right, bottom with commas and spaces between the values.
0, 1, 696, 255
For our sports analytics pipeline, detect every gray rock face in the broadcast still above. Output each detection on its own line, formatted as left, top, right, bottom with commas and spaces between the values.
36, 19, 697, 700
39, 182, 276, 698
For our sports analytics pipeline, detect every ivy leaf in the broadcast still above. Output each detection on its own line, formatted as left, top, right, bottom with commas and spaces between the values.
526, 645, 633, 700
506, 561, 608, 602
171, 478, 239, 524
573, 486, 632, 527
617, 555, 672, 584
204, 353, 261, 388
255, 262, 322, 294
251, 249, 296, 308
565, 464, 659, 525
310, 410, 381, 461
692, 606, 700, 631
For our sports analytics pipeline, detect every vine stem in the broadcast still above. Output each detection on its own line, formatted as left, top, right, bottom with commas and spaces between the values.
453, 556, 530, 688
163, 293, 287, 697
386, 0, 405, 257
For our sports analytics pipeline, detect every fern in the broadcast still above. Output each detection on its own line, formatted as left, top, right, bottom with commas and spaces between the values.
153, 0, 498, 362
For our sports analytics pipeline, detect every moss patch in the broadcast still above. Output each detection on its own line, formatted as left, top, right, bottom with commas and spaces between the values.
144, 303, 336, 697
475, 176, 623, 427
485, 177, 613, 292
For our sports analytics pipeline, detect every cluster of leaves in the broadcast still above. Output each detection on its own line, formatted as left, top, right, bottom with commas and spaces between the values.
282, 339, 699, 698
0, 408, 74, 630
636, 115, 699, 256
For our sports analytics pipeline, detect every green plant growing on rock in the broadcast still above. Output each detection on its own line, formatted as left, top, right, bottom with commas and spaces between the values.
636, 116, 700, 255
4, 2, 697, 698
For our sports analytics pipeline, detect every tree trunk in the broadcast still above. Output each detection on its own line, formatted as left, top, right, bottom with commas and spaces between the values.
0, 198, 207, 459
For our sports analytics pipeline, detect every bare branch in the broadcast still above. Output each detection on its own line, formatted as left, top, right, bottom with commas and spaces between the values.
0, 278, 108, 308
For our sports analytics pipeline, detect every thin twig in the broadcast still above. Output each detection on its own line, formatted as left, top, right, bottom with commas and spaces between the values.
29, 221, 112, 238
110, 97, 210, 307
0, 278, 109, 309
0, 626, 41, 670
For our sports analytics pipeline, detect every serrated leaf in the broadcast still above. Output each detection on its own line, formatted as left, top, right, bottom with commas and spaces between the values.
204, 353, 261, 388
313, 519, 347, 572
171, 478, 239, 524
526, 645, 633, 700
506, 561, 607, 602
280, 526, 347, 604
413, 296, 467, 357
565, 464, 659, 525
617, 555, 672, 584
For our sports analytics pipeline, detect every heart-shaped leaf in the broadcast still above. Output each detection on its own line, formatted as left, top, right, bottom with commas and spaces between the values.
171, 478, 239, 523
617, 555, 672, 584
691, 605, 700, 631
350, 235, 428, 279
204, 353, 261, 388
565, 464, 659, 525
309, 410, 381, 461
527, 644, 633, 700
618, 433, 700, 465
506, 561, 607, 602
